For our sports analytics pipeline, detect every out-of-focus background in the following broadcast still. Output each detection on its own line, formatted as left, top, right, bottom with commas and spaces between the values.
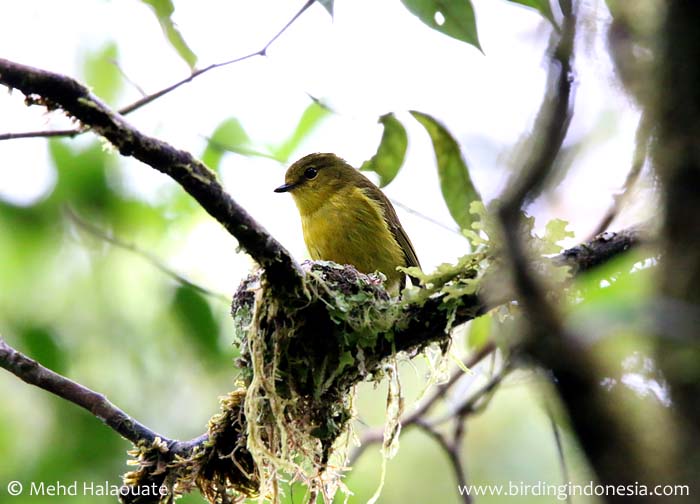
0, 1, 654, 502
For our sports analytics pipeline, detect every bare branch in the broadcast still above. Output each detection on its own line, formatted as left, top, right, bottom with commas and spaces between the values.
0, 0, 316, 141
0, 57, 303, 293
495, 4, 670, 495
0, 336, 166, 447
415, 419, 472, 504
0, 128, 82, 141
389, 224, 644, 359
351, 360, 512, 504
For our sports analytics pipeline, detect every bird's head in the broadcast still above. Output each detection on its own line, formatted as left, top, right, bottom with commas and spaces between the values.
275, 153, 359, 215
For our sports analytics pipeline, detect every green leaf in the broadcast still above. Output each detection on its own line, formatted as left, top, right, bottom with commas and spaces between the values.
171, 285, 221, 359
19, 326, 67, 374
505, 0, 556, 26
202, 118, 252, 171
316, 0, 334, 16
360, 113, 408, 187
82, 42, 122, 104
410, 111, 482, 231
401, 0, 481, 51
142, 0, 198, 69
273, 102, 331, 163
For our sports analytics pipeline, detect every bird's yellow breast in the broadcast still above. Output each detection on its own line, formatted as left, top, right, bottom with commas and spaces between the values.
298, 186, 406, 290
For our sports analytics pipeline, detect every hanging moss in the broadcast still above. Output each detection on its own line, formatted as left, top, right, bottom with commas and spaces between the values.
122, 389, 257, 504
121, 205, 574, 504
230, 261, 405, 500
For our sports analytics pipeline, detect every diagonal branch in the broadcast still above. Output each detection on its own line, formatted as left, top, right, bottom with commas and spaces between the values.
415, 419, 472, 504
0, 224, 646, 471
390, 224, 644, 357
0, 57, 303, 293
0, 336, 207, 457
0, 0, 317, 142
118, 0, 316, 116
494, 3, 670, 496
0, 336, 165, 447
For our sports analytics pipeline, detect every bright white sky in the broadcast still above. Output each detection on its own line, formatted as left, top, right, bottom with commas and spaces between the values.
0, 0, 643, 295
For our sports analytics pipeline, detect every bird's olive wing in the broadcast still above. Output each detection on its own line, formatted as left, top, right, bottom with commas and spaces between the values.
356, 177, 421, 270
383, 199, 422, 269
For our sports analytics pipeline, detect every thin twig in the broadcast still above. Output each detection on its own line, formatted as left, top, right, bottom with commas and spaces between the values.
438, 363, 512, 423
0, 128, 83, 141
452, 415, 469, 502
111, 58, 147, 97
65, 207, 230, 304
414, 419, 472, 504
0, 0, 316, 142
391, 199, 462, 236
352, 362, 512, 504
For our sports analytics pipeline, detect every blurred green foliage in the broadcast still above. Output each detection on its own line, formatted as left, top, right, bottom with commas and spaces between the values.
202, 118, 254, 170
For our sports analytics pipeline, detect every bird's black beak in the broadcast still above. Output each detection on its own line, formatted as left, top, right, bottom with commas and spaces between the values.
274, 182, 297, 193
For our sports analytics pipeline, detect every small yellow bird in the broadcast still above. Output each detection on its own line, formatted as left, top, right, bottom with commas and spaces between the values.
275, 153, 421, 294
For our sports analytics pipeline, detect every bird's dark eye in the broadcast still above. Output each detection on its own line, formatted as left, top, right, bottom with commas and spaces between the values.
304, 167, 318, 180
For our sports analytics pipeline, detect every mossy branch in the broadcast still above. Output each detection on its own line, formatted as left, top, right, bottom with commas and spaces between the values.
0, 224, 645, 503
